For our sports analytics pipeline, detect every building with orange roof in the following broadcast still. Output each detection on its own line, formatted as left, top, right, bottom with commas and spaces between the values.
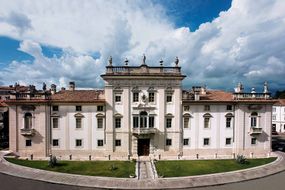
272, 99, 285, 133
5, 56, 275, 160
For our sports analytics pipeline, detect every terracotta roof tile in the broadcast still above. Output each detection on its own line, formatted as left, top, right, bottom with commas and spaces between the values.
183, 90, 275, 104
199, 90, 233, 101
274, 99, 285, 106
51, 90, 105, 103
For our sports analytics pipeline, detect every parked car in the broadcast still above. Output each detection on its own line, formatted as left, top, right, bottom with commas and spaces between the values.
0, 141, 8, 149
277, 142, 285, 152
272, 131, 279, 135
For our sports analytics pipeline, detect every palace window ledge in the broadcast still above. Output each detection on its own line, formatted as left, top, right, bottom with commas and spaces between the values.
20, 128, 36, 136
249, 127, 263, 135
132, 127, 157, 135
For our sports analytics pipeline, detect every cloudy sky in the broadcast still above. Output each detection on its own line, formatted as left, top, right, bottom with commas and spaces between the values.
0, 0, 284, 93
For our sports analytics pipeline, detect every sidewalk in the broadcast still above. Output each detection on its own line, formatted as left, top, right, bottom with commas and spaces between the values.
1, 151, 285, 189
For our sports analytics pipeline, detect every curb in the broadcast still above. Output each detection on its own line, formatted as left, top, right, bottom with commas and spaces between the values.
1, 151, 285, 189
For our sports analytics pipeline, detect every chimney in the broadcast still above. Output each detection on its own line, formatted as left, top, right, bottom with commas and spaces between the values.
51, 84, 56, 95
192, 86, 201, 101
201, 85, 207, 95
69, 81, 75, 91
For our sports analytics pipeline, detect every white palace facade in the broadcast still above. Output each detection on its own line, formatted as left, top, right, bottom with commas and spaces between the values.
5, 56, 275, 160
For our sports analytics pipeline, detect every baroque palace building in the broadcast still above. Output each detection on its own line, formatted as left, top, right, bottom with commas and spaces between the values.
272, 99, 285, 133
4, 56, 275, 160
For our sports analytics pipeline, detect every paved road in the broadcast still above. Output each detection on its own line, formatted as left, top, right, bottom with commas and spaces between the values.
1, 170, 285, 190
190, 170, 285, 190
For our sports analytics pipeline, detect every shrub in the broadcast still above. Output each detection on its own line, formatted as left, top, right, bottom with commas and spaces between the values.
131, 158, 136, 163
109, 164, 118, 171
48, 156, 57, 167
236, 154, 247, 164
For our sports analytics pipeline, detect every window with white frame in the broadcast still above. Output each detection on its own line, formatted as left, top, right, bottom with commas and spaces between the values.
140, 111, 148, 128
133, 92, 139, 102
166, 94, 172, 102
76, 139, 82, 147
226, 138, 232, 145
26, 139, 32, 147
166, 138, 172, 146
204, 105, 210, 111
251, 137, 257, 145
24, 112, 32, 129
97, 105, 104, 111
149, 92, 155, 102
115, 118, 121, 128
204, 117, 210, 128
184, 105, 190, 111
166, 118, 172, 128
226, 117, 231, 128
183, 138, 189, 146
272, 107, 276, 112
203, 138, 210, 146
76, 105, 82, 111
184, 117, 189, 128
52, 105, 59, 111
97, 139, 103, 147
52, 139, 59, 146
97, 118, 103, 128
115, 139, 121, 146
149, 116, 154, 128
115, 95, 121, 102
250, 112, 258, 127
52, 118, 59, 128
133, 116, 139, 128
76, 118, 82, 128
226, 105, 232, 111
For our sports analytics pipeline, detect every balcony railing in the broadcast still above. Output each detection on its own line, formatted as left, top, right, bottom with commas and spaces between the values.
132, 127, 157, 135
233, 93, 271, 100
249, 127, 263, 135
106, 66, 181, 75
20, 128, 36, 136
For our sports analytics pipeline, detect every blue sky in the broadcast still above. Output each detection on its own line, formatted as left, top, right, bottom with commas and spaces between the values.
0, 0, 284, 93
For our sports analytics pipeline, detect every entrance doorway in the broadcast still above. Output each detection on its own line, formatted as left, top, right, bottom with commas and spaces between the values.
138, 139, 150, 156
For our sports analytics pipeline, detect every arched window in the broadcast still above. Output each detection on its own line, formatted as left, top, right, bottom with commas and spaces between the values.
203, 113, 212, 129
24, 112, 32, 129
251, 112, 258, 127
140, 111, 148, 128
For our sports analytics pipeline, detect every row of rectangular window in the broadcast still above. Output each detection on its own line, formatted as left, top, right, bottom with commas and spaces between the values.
132, 92, 155, 102
116, 93, 172, 103
53, 118, 104, 129
52, 105, 104, 112
26, 137, 257, 148
53, 117, 234, 129
52, 139, 104, 147
184, 105, 233, 111
183, 117, 232, 128
166, 137, 235, 146
52, 105, 235, 112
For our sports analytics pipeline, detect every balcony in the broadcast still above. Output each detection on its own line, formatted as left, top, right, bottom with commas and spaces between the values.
249, 127, 263, 135
132, 127, 157, 135
20, 128, 36, 136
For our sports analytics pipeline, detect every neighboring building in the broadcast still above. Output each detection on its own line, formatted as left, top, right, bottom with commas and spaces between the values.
272, 99, 285, 133
5, 56, 275, 160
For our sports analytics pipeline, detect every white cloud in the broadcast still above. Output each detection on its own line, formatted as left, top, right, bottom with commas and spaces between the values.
0, 0, 285, 92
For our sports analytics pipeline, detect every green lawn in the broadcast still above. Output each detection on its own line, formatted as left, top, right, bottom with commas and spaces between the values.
155, 157, 276, 177
6, 158, 136, 178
